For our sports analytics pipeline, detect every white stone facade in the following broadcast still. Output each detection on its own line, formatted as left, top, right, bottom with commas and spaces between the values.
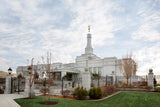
16, 32, 124, 83
4, 75, 12, 94
82, 71, 91, 91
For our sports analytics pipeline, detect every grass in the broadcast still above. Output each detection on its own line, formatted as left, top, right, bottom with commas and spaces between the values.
14, 92, 160, 107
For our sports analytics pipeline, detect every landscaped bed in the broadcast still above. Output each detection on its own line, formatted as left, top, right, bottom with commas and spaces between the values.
14, 92, 160, 107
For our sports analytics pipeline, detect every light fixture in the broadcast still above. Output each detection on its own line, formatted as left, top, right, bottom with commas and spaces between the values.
8, 67, 12, 75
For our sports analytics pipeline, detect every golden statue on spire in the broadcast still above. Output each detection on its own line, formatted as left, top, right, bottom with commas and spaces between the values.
88, 25, 91, 32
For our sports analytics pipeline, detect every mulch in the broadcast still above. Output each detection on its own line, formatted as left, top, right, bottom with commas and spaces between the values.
39, 95, 75, 100
39, 92, 120, 102
23, 97, 36, 99
39, 101, 58, 105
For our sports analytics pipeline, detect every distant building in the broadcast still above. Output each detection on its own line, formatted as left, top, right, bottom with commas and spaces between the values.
0, 71, 16, 78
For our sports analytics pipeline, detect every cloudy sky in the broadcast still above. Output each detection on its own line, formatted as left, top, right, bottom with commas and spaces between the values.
0, 0, 160, 75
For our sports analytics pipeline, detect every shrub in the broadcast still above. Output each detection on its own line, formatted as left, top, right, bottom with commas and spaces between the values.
101, 85, 116, 97
61, 90, 71, 97
122, 80, 126, 88
89, 86, 102, 99
89, 87, 96, 99
17, 73, 23, 79
137, 81, 147, 86
40, 87, 49, 95
92, 73, 99, 77
128, 82, 133, 88
145, 86, 153, 90
91, 83, 95, 87
115, 84, 119, 88
154, 77, 157, 85
96, 87, 103, 99
73, 86, 88, 100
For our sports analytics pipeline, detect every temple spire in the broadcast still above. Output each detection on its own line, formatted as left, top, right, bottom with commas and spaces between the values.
88, 25, 91, 32
85, 25, 93, 54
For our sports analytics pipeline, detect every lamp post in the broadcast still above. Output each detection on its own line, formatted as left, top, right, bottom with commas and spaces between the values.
8, 67, 12, 93
8, 67, 12, 75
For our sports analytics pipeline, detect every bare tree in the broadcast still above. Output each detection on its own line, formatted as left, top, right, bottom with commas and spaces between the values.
119, 53, 137, 86
28, 59, 40, 98
41, 52, 52, 101
28, 58, 34, 98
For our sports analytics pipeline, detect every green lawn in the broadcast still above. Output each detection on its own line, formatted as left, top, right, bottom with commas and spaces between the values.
14, 92, 160, 107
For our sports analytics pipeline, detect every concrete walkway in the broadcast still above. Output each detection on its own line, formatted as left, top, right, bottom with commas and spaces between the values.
0, 93, 25, 107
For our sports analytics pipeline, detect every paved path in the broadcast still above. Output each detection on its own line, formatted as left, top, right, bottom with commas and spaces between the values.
0, 93, 25, 107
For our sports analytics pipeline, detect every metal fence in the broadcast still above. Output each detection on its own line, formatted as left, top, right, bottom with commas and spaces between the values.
4, 74, 159, 95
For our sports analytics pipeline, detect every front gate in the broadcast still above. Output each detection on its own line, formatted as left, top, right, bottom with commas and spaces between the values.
10, 77, 25, 94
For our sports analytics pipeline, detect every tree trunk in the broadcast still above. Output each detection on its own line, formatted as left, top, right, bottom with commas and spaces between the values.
30, 85, 31, 98
127, 79, 128, 86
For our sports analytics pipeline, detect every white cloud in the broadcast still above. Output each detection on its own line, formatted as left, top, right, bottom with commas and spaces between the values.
132, 23, 160, 41
135, 43, 160, 75
132, 2, 160, 41
0, 57, 9, 72
0, 0, 160, 76
39, 0, 122, 53
36, 0, 122, 63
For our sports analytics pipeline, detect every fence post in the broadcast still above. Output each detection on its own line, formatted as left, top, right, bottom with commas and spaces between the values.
106, 75, 108, 86
61, 78, 63, 95
148, 69, 154, 90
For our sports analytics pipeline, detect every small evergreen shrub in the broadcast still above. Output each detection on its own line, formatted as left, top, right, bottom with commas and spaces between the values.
91, 83, 95, 87
96, 87, 103, 99
92, 73, 99, 77
89, 86, 102, 99
73, 86, 88, 100
89, 87, 96, 99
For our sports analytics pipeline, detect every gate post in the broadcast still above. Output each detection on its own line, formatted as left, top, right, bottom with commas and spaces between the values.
148, 69, 154, 91
24, 75, 35, 97
4, 75, 12, 94
82, 71, 91, 91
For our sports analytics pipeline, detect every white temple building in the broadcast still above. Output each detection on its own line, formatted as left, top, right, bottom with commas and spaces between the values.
16, 27, 125, 84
